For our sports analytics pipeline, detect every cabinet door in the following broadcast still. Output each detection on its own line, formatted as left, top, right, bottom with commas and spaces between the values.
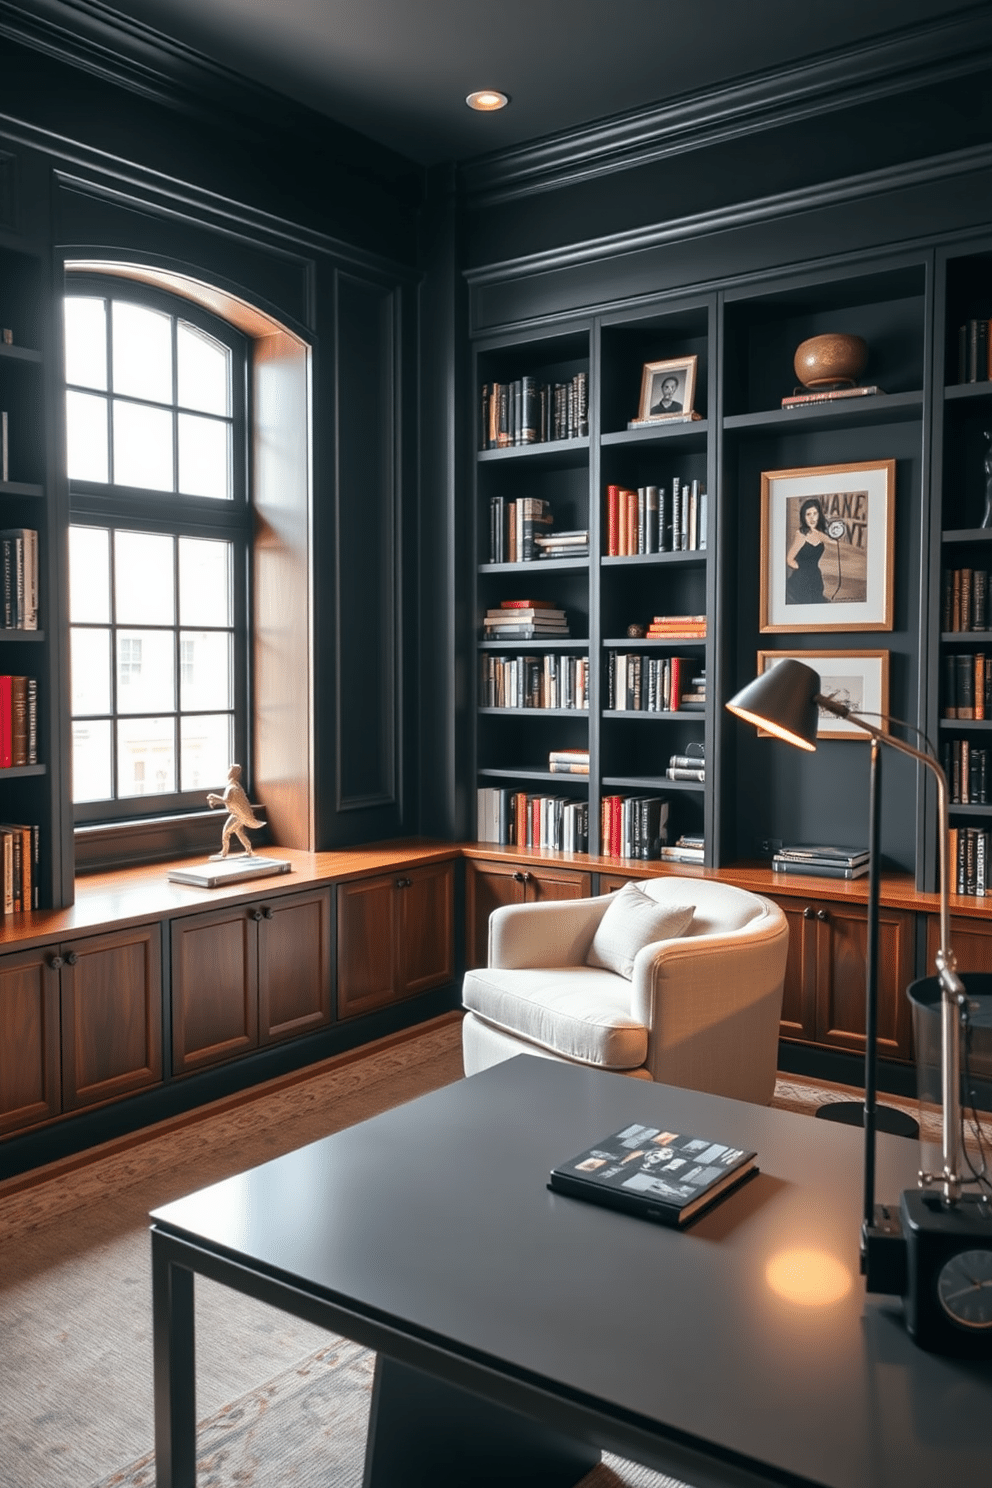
336, 875, 397, 1019
814, 902, 915, 1061
465, 860, 527, 969
171, 905, 258, 1073
926, 914, 992, 975
258, 890, 332, 1044
0, 946, 60, 1135
526, 866, 592, 902
396, 861, 454, 999
61, 924, 163, 1111
598, 873, 638, 895
766, 896, 818, 1042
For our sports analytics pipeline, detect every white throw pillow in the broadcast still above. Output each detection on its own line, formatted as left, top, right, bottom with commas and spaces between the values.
586, 883, 695, 980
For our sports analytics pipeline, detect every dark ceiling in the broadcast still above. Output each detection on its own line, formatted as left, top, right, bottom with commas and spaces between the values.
62, 0, 985, 166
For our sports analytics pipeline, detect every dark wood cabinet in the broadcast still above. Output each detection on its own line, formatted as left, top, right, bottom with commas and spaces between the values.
0, 946, 60, 1135
337, 861, 454, 1019
60, 924, 162, 1111
172, 888, 332, 1073
465, 858, 592, 969
768, 894, 915, 1062
925, 913, 992, 976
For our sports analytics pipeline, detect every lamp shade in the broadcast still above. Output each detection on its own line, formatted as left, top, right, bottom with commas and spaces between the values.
725, 658, 820, 750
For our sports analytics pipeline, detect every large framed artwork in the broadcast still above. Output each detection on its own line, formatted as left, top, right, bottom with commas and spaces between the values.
759, 459, 895, 633
756, 649, 890, 740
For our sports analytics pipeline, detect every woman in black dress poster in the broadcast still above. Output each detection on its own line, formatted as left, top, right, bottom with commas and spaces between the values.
785, 497, 828, 604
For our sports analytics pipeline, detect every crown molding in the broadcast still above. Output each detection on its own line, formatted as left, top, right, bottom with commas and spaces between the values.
459, 8, 992, 207
0, 0, 422, 198
464, 143, 992, 288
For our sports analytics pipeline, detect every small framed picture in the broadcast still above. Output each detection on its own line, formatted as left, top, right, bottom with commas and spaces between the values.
637, 355, 698, 422
759, 459, 895, 633
756, 649, 890, 739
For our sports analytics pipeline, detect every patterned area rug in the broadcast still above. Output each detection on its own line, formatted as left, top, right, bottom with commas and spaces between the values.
3, 1020, 990, 1488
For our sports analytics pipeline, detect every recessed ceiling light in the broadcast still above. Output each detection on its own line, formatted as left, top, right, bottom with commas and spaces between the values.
466, 90, 509, 112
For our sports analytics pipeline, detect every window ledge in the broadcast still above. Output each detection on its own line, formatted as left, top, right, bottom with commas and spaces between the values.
75, 807, 270, 874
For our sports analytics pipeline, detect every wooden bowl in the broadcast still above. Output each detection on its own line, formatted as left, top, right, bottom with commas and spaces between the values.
793, 333, 868, 389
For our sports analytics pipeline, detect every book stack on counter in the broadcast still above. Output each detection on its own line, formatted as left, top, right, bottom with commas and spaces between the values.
943, 739, 989, 804
605, 480, 706, 555
480, 654, 588, 710
0, 822, 39, 913
781, 385, 884, 408
549, 748, 589, 775
942, 567, 989, 632
0, 675, 38, 766
772, 844, 870, 880
657, 834, 704, 865
480, 373, 588, 450
957, 318, 992, 383
943, 653, 991, 719
600, 795, 669, 859
645, 613, 707, 640
666, 745, 705, 782
606, 652, 695, 712
949, 827, 989, 897
1, 528, 39, 630
534, 530, 589, 561
483, 600, 569, 640
476, 788, 588, 852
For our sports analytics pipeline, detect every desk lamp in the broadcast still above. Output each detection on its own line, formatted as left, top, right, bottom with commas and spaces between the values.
727, 658, 992, 1357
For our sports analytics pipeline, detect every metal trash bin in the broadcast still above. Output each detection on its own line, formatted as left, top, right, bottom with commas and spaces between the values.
907, 973, 992, 1171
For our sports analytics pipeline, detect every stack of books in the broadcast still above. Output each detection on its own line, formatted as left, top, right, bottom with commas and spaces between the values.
606, 652, 695, 712
781, 385, 883, 408
943, 653, 991, 719
483, 600, 569, 640
534, 529, 589, 560
657, 834, 704, 864
666, 746, 705, 782
950, 826, 988, 897
680, 668, 706, 711
480, 372, 588, 449
479, 653, 588, 710
0, 528, 39, 630
941, 566, 989, 632
549, 748, 589, 775
771, 844, 870, 880
488, 497, 553, 562
605, 480, 707, 555
645, 614, 707, 640
600, 795, 670, 859
476, 788, 588, 851
943, 739, 989, 804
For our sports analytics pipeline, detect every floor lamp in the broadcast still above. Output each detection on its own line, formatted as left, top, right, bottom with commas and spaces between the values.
726, 659, 992, 1359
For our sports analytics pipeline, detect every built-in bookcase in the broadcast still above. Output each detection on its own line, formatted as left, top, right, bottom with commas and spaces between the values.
0, 238, 66, 910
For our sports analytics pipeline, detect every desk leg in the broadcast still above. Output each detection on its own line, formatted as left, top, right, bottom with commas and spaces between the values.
152, 1231, 197, 1488
363, 1355, 599, 1488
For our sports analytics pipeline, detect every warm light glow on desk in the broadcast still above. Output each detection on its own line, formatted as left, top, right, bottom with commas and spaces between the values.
765, 1248, 853, 1306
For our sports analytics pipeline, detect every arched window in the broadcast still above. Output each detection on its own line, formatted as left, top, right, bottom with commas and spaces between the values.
64, 278, 250, 821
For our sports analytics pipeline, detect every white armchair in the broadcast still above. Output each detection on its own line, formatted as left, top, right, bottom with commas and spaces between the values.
461, 876, 790, 1104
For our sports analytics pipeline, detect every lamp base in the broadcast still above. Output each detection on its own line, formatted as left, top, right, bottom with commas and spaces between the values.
816, 1100, 919, 1139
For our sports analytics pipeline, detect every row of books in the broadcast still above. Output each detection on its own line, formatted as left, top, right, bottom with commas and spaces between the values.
950, 827, 989, 897
601, 795, 670, 860
487, 497, 589, 562
771, 843, 869, 880
644, 613, 707, 640
480, 373, 589, 449
956, 319, 992, 384
476, 788, 589, 851
605, 653, 704, 713
942, 568, 990, 633
1, 527, 39, 630
480, 654, 589, 711
0, 821, 39, 913
605, 480, 707, 555
482, 600, 569, 640
666, 747, 705, 782
943, 653, 992, 718
942, 739, 990, 804
0, 675, 38, 766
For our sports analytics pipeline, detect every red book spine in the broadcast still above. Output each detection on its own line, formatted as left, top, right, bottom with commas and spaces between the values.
626, 489, 637, 556
0, 675, 10, 768
607, 485, 619, 556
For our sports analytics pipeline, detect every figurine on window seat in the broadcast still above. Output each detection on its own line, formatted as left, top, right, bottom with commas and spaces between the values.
207, 764, 264, 858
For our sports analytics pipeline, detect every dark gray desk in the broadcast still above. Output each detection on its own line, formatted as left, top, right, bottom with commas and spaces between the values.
150, 1056, 992, 1488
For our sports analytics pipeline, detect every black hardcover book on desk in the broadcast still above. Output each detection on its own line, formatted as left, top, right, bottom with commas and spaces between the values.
549, 1122, 756, 1228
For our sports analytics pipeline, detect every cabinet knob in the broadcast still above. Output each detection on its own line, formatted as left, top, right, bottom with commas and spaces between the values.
395, 877, 412, 889
817, 908, 829, 922
48, 953, 64, 970
803, 906, 814, 919
65, 950, 78, 966
262, 906, 273, 919
249, 908, 263, 922
512, 871, 525, 882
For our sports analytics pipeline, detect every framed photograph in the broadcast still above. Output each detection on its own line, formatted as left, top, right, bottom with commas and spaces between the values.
756, 650, 890, 740
637, 355, 698, 422
759, 459, 895, 632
